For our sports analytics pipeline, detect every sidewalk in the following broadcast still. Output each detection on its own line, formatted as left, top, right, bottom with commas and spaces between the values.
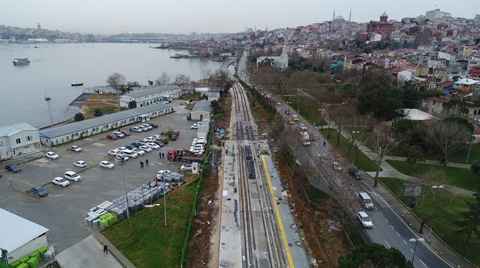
90, 228, 136, 268
385, 155, 471, 169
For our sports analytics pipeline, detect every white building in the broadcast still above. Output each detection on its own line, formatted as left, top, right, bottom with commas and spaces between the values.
402, 109, 438, 121
0, 208, 49, 263
397, 70, 412, 85
40, 103, 173, 147
256, 46, 289, 70
119, 86, 182, 108
189, 100, 211, 121
425, 9, 451, 20
0, 123, 42, 160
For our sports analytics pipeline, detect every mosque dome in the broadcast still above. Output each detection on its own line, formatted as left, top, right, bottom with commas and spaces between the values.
334, 15, 345, 21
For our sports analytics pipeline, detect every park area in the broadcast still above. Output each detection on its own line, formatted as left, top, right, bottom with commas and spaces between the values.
102, 182, 196, 268
379, 177, 480, 266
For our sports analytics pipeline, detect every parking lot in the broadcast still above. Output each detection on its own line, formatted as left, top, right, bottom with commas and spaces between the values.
0, 100, 201, 252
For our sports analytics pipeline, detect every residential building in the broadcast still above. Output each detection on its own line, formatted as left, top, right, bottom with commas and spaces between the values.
367, 12, 394, 40
428, 96, 453, 116
425, 9, 451, 20
119, 86, 181, 108
256, 46, 289, 70
40, 103, 173, 147
406, 63, 429, 77
0, 123, 41, 160
453, 78, 480, 93
471, 66, 480, 79
397, 70, 412, 84
189, 100, 211, 121
0, 208, 49, 263
463, 45, 479, 57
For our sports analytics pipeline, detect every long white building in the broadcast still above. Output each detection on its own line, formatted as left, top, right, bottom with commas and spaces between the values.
0, 123, 42, 160
119, 86, 182, 108
40, 103, 173, 147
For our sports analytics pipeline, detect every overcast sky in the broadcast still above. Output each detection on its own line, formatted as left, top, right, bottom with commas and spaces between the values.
0, 0, 478, 34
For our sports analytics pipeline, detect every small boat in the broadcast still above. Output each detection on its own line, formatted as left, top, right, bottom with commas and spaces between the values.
12, 57, 30, 66
71, 82, 83, 87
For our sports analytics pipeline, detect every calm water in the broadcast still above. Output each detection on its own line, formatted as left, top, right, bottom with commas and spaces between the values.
0, 43, 221, 128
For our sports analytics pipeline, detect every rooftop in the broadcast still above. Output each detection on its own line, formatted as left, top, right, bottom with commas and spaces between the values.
40, 102, 172, 139
403, 108, 439, 121
455, 78, 480, 85
0, 122, 37, 137
192, 100, 211, 113
0, 208, 49, 252
122, 86, 181, 98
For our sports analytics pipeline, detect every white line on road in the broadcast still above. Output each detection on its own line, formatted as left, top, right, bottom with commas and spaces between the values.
384, 240, 391, 248
410, 248, 414, 253
420, 259, 429, 268
403, 240, 407, 245
397, 232, 401, 237
379, 212, 383, 216
385, 218, 388, 222
391, 224, 395, 229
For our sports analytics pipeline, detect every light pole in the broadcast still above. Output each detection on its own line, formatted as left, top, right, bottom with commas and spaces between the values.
409, 237, 425, 264
44, 93, 54, 128
163, 173, 168, 227
428, 185, 444, 243
118, 158, 132, 226
466, 130, 475, 163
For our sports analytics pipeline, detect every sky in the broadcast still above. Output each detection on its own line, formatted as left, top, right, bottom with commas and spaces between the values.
0, 0, 479, 34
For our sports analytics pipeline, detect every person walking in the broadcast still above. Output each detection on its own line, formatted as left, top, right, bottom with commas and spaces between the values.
103, 244, 108, 255
140, 161, 144, 168
159, 152, 162, 159
323, 141, 326, 147
146, 159, 149, 165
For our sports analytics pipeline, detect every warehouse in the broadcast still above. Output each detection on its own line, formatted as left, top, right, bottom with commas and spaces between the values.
0, 209, 49, 263
40, 103, 173, 147
0, 123, 42, 160
189, 100, 211, 121
119, 86, 182, 107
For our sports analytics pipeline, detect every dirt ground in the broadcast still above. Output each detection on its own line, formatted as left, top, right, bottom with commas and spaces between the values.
80, 93, 121, 119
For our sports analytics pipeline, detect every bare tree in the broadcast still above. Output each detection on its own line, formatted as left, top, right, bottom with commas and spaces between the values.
342, 110, 374, 166
155, 72, 171, 87
372, 123, 409, 187
427, 120, 472, 165
106, 73, 126, 94
174, 74, 191, 93
201, 68, 212, 83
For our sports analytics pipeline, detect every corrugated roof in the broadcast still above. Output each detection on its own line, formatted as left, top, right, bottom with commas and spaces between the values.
0, 208, 49, 252
122, 86, 181, 98
40, 102, 172, 138
192, 100, 211, 113
0, 123, 38, 137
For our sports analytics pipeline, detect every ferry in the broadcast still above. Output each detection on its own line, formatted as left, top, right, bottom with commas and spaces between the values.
71, 82, 84, 87
12, 57, 30, 66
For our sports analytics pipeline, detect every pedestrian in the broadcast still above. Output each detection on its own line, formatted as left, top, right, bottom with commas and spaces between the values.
103, 244, 108, 255
129, 128, 132, 133
146, 159, 149, 165
159, 152, 162, 159
140, 161, 144, 168
323, 141, 326, 147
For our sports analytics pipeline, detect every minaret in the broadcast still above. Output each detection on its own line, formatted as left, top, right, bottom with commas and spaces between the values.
349, 10, 352, 22
333, 9, 336, 21
37, 22, 41, 30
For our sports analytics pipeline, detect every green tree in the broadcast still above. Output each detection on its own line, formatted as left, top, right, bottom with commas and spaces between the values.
453, 192, 480, 251
401, 84, 420, 108
74, 112, 85, 122
128, 100, 137, 109
338, 243, 413, 268
402, 145, 425, 174
357, 85, 403, 120
94, 108, 103, 117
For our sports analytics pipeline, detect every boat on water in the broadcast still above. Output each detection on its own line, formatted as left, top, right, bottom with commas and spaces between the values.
71, 82, 84, 87
170, 53, 189, 59
12, 57, 30, 66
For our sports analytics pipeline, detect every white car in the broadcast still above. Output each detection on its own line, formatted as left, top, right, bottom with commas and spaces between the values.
190, 123, 199, 129
333, 161, 342, 171
112, 131, 125, 138
52, 177, 70, 187
140, 145, 152, 152
157, 170, 171, 177
132, 126, 143, 133
123, 150, 138, 158
358, 211, 373, 228
147, 143, 160, 150
108, 149, 120, 156
181, 164, 193, 171
100, 161, 115, 169
143, 137, 155, 142
300, 124, 307, 130
133, 148, 145, 156
64, 171, 81, 181
46, 152, 59, 159
116, 147, 127, 152
70, 145, 82, 152
74, 160, 87, 168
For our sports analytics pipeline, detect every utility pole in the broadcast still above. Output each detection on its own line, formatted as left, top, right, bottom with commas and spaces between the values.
466, 128, 475, 163
163, 174, 168, 227
44, 92, 54, 127
120, 160, 132, 226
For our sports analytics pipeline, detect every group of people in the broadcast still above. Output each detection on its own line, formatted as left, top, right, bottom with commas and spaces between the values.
159, 152, 165, 159
140, 159, 149, 168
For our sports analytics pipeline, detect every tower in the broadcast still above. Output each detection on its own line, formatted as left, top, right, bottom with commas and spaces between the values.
349, 10, 352, 22
333, 9, 336, 21
380, 12, 388, 23
37, 22, 41, 30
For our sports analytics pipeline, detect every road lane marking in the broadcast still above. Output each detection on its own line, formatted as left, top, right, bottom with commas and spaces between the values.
384, 240, 391, 248
379, 212, 383, 216
391, 224, 394, 229
261, 155, 295, 268
397, 232, 401, 237
410, 249, 414, 253
403, 240, 407, 245
385, 218, 388, 222
419, 259, 429, 268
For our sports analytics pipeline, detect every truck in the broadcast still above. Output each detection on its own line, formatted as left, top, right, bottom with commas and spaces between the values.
301, 131, 311, 146
167, 149, 203, 163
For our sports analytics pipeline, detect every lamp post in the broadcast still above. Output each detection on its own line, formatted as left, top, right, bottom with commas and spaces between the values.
163, 173, 168, 227
428, 185, 444, 243
409, 237, 425, 264
117, 158, 131, 226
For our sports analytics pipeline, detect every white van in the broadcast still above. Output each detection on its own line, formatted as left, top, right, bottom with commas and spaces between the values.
359, 192, 374, 210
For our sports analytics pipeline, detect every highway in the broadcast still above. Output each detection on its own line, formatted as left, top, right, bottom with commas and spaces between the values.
235, 51, 453, 268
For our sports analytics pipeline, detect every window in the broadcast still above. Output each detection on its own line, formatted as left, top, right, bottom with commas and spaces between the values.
0, 141, 3, 147
16, 138, 21, 144
26, 135, 32, 141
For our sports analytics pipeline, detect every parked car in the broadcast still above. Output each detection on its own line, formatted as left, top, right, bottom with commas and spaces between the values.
133, 148, 145, 156
106, 134, 118, 140
32, 186, 48, 197
46, 152, 59, 159
191, 123, 199, 129
130, 142, 141, 148
170, 135, 177, 141
357, 211, 373, 228
147, 143, 160, 149
142, 124, 153, 130
132, 126, 143, 133
100, 161, 115, 169
52, 177, 70, 187
108, 149, 120, 156
332, 161, 342, 171
74, 160, 87, 168
139, 145, 152, 152
64, 171, 81, 182
5, 164, 21, 173
121, 131, 131, 137
125, 145, 135, 150
69, 145, 82, 152
348, 167, 363, 180
113, 131, 125, 139
123, 150, 138, 158
181, 164, 193, 171
152, 141, 165, 147
300, 124, 307, 130
157, 170, 171, 178
116, 155, 130, 162
148, 123, 158, 128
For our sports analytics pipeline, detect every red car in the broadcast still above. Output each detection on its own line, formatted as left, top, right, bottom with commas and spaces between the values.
106, 134, 118, 140
121, 131, 131, 137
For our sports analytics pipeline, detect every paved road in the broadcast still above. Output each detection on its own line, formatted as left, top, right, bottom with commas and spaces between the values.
237, 51, 453, 268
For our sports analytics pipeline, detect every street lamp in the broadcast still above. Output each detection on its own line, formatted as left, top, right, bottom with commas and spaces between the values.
409, 237, 425, 264
428, 185, 444, 243
163, 173, 168, 227
117, 158, 132, 226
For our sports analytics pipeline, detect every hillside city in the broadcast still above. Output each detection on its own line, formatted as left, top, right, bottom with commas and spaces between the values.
1, 6, 480, 268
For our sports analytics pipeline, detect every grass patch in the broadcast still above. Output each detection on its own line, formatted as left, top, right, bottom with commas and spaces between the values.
320, 129, 379, 172
81, 93, 120, 119
386, 160, 480, 192
179, 93, 200, 101
388, 145, 480, 165
283, 95, 327, 126
379, 177, 480, 266
102, 183, 196, 268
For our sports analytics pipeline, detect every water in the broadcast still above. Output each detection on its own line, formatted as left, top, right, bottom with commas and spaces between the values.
0, 43, 221, 128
